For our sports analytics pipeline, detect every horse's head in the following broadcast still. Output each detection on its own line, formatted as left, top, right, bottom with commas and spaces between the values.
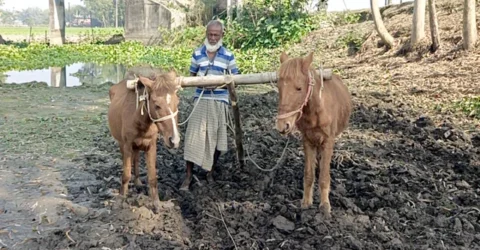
138, 71, 181, 149
275, 51, 314, 135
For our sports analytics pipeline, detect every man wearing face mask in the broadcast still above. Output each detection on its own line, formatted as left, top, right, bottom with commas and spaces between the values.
180, 19, 239, 191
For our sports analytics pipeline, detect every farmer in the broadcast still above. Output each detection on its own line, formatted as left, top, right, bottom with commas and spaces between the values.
180, 19, 239, 191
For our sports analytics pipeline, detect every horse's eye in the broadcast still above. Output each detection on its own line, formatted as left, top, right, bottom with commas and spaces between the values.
296, 87, 302, 91
155, 105, 161, 110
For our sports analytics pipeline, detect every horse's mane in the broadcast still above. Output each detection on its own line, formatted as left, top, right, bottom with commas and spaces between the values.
125, 64, 177, 92
278, 57, 307, 80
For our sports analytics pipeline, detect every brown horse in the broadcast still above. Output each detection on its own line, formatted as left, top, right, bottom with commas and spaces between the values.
275, 52, 352, 217
107, 69, 181, 213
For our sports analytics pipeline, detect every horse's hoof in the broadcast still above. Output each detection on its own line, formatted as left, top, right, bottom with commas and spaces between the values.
301, 198, 313, 209
134, 179, 144, 187
152, 200, 161, 214
319, 202, 331, 219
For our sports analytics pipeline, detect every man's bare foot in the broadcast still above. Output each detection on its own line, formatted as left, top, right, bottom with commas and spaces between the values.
180, 175, 192, 191
206, 171, 214, 184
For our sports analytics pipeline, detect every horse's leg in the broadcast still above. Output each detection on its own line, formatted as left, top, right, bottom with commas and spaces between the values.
120, 144, 133, 196
318, 138, 334, 217
145, 142, 161, 213
132, 150, 143, 188
301, 139, 317, 209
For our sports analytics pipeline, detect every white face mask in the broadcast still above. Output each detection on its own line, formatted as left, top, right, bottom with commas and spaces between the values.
204, 37, 223, 52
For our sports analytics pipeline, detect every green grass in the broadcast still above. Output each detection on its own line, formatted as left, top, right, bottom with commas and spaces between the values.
456, 96, 480, 118
0, 26, 123, 36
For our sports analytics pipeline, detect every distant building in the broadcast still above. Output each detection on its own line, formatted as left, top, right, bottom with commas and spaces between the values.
67, 15, 102, 27
124, 0, 189, 45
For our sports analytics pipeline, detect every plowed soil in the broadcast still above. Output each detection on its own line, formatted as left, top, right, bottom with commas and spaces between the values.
12, 86, 479, 250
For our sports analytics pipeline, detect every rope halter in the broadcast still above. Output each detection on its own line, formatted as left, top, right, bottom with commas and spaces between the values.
134, 78, 178, 123
276, 68, 324, 122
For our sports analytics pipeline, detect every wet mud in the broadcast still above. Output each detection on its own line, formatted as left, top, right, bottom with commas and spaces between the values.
11, 88, 479, 250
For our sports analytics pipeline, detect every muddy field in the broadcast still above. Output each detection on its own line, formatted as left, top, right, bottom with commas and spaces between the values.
0, 80, 475, 250
2, 1, 480, 248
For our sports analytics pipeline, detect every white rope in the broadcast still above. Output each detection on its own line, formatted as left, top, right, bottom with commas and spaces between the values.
178, 88, 205, 126
245, 135, 291, 172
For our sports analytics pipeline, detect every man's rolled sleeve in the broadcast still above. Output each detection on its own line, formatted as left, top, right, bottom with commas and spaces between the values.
227, 54, 239, 75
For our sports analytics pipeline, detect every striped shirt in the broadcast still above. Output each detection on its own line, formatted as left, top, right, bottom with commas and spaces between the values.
189, 45, 239, 104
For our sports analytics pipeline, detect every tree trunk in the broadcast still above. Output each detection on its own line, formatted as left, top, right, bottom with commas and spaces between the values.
463, 0, 477, 50
370, 0, 394, 48
49, 0, 66, 45
236, 0, 243, 19
428, 0, 440, 52
227, 0, 232, 27
411, 0, 426, 45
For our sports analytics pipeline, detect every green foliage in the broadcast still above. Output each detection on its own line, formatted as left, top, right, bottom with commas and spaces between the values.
0, 41, 280, 76
157, 26, 205, 48
336, 30, 365, 54
16, 8, 49, 26
222, 0, 316, 49
456, 96, 480, 118
81, 0, 125, 27
76, 27, 125, 44
328, 11, 362, 26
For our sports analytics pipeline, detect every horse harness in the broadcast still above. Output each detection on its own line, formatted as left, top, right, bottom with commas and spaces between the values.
276, 69, 325, 122
131, 77, 178, 123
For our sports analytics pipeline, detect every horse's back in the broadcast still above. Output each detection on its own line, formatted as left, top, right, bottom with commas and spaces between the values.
326, 74, 352, 135
108, 80, 129, 142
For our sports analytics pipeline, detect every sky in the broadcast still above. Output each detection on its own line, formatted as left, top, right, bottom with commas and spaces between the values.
1, 0, 83, 11
1, 0, 414, 12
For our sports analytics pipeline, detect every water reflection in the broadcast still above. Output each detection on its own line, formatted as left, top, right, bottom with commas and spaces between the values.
0, 63, 127, 87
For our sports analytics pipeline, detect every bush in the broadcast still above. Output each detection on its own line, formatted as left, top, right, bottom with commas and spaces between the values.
221, 0, 316, 50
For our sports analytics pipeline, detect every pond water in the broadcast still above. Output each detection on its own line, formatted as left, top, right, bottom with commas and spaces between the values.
0, 63, 127, 87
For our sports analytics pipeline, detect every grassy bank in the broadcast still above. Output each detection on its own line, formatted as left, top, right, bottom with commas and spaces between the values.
0, 26, 123, 37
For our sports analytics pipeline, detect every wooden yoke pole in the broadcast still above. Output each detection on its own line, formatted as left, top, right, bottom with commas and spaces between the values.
177, 68, 332, 88
226, 79, 245, 168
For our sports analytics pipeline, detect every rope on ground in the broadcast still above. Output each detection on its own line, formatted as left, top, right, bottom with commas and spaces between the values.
245, 135, 291, 172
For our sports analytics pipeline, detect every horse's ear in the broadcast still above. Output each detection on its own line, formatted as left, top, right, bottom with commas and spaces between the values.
138, 75, 154, 89
166, 69, 177, 78
280, 51, 289, 63
302, 52, 314, 72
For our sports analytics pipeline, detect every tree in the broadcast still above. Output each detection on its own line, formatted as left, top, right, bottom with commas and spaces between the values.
370, 0, 394, 48
463, 0, 477, 50
411, 0, 426, 45
428, 0, 440, 52
82, 0, 115, 27
18, 8, 49, 26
